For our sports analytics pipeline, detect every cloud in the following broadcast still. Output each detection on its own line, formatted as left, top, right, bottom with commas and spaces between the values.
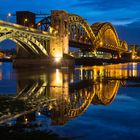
70, 0, 140, 26
110, 18, 140, 26
0, 0, 140, 45
116, 20, 140, 45
74, 0, 140, 11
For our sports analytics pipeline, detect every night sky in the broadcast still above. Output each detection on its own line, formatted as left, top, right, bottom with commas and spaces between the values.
0, 0, 140, 49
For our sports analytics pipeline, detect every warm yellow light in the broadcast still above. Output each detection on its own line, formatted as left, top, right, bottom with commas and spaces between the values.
49, 27, 53, 33
25, 118, 28, 122
24, 18, 28, 22
99, 41, 103, 46
55, 57, 61, 62
56, 69, 60, 83
132, 55, 135, 59
38, 23, 41, 26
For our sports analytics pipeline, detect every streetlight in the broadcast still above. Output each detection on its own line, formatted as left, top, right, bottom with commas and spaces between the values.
8, 13, 12, 17
7, 13, 12, 21
24, 18, 28, 26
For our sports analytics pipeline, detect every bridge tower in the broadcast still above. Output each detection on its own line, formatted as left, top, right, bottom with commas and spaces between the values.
49, 10, 69, 58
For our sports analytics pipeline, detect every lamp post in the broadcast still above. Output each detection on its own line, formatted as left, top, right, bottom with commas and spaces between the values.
24, 18, 28, 26
7, 13, 12, 21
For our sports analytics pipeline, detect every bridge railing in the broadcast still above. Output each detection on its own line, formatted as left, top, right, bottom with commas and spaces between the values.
0, 20, 55, 36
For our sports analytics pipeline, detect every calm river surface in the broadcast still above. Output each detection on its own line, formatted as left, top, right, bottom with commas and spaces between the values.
0, 62, 140, 140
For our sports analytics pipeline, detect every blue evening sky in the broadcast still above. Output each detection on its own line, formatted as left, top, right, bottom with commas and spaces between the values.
0, 0, 140, 49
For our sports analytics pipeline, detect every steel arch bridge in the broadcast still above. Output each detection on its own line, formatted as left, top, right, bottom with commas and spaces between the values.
0, 10, 128, 58
0, 20, 56, 57
68, 15, 128, 52
37, 11, 128, 54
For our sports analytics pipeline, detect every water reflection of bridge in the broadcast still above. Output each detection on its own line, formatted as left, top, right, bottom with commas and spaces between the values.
0, 63, 139, 125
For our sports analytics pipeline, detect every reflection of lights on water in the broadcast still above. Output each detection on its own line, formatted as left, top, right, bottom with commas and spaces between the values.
25, 118, 28, 122
56, 69, 60, 83
37, 112, 41, 116
74, 95, 77, 100
132, 69, 137, 77
132, 62, 137, 69
80, 92, 82, 97
130, 63, 137, 77
76, 63, 138, 80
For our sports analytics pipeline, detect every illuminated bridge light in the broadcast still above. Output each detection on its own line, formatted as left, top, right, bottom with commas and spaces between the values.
0, 10, 129, 60
99, 41, 103, 46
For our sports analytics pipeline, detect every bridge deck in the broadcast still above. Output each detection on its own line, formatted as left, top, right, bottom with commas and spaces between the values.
0, 20, 55, 39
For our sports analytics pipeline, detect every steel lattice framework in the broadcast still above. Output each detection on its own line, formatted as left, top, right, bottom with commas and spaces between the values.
91, 22, 128, 52
0, 11, 128, 57
0, 20, 56, 56
37, 13, 128, 52
68, 14, 96, 47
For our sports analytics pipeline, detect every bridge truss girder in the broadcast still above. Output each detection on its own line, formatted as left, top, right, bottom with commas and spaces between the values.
67, 15, 128, 53
0, 21, 57, 57
68, 14, 95, 50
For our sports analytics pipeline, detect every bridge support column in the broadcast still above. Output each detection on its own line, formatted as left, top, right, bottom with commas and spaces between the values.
117, 52, 122, 59
49, 10, 69, 59
93, 50, 97, 57
13, 10, 74, 68
111, 53, 114, 59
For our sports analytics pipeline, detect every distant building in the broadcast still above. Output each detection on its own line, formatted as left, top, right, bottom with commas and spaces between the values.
129, 44, 137, 51
16, 11, 36, 27
129, 44, 137, 59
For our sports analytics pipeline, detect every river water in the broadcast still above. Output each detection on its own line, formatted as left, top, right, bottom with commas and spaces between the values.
0, 62, 140, 140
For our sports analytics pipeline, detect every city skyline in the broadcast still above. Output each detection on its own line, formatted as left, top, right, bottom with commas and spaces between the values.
0, 0, 140, 49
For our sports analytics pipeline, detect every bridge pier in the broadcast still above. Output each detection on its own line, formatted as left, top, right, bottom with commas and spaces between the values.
117, 52, 122, 59
110, 52, 122, 59
13, 10, 74, 68
49, 10, 69, 58
13, 57, 74, 68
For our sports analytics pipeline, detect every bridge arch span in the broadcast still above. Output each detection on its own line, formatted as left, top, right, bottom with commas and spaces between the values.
91, 22, 120, 51
0, 33, 40, 55
35, 11, 128, 54
0, 32, 48, 56
68, 14, 96, 49
9, 38, 32, 55
36, 16, 51, 32
120, 40, 128, 51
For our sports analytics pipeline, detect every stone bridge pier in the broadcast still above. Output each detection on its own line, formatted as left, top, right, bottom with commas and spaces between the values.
49, 10, 69, 58
13, 10, 74, 68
